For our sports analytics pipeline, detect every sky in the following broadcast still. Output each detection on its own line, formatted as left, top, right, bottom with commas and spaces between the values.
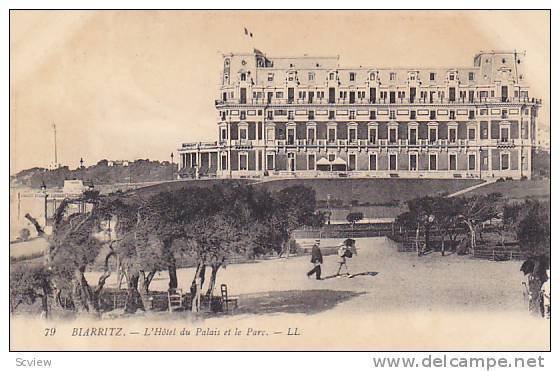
9, 10, 550, 173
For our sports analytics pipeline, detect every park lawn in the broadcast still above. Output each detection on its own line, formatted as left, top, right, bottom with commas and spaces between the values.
9, 238, 48, 259
124, 178, 256, 198
256, 178, 483, 204
467, 179, 550, 201
127, 178, 481, 206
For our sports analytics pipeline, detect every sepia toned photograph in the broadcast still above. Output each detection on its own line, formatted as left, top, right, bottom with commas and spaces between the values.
9, 10, 550, 351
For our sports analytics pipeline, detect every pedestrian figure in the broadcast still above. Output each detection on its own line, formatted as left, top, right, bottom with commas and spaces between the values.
336, 239, 354, 277
542, 269, 551, 319
307, 239, 323, 280
336, 244, 350, 277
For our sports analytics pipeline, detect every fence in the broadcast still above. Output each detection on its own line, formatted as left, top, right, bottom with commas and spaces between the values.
472, 243, 526, 261
387, 232, 526, 261
293, 222, 393, 239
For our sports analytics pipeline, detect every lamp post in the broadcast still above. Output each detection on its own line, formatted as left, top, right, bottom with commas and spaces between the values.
327, 193, 332, 225
479, 146, 483, 179
40, 182, 48, 228
170, 152, 174, 180
80, 157, 84, 182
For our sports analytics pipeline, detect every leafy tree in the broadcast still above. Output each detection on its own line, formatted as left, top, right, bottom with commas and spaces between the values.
346, 212, 364, 226
25, 198, 107, 314
272, 185, 318, 256
18, 228, 31, 242
516, 201, 550, 316
10, 264, 51, 316
516, 200, 550, 256
457, 193, 502, 252
404, 196, 438, 254
432, 197, 464, 256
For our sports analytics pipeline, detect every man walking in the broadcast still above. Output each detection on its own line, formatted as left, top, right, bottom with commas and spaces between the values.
307, 239, 323, 280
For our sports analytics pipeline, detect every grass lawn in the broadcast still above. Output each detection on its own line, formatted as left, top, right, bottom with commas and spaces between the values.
9, 238, 48, 259
256, 178, 482, 204
124, 178, 255, 198
467, 179, 550, 201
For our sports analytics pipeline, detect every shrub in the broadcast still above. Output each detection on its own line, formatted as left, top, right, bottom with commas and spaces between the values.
19, 228, 30, 242
346, 212, 364, 225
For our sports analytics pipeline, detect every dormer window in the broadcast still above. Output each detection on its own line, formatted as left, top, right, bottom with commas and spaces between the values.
308, 72, 315, 81
449, 74, 455, 81
349, 72, 356, 82
389, 72, 396, 81
268, 73, 274, 82
469, 72, 475, 81
329, 72, 335, 80
429, 72, 436, 81
241, 73, 247, 81
369, 72, 376, 80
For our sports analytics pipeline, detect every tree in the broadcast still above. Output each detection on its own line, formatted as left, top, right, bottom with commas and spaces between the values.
10, 264, 51, 316
48, 211, 105, 313
458, 193, 502, 253
404, 196, 438, 255
495, 202, 524, 248
518, 201, 550, 317
432, 197, 464, 256
346, 212, 364, 226
516, 200, 550, 256
18, 228, 31, 242
272, 185, 318, 257
25, 198, 109, 315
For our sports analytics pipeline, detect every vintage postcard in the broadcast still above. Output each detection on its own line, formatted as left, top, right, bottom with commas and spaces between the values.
9, 10, 550, 351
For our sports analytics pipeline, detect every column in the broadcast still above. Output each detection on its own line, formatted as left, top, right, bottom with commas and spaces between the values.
519, 145, 523, 178
256, 149, 260, 175
228, 149, 232, 178
488, 148, 493, 177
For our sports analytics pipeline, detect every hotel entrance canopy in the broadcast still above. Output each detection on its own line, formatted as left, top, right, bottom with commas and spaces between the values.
316, 157, 347, 171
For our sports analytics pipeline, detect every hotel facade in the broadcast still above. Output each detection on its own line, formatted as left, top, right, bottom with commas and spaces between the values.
177, 49, 540, 179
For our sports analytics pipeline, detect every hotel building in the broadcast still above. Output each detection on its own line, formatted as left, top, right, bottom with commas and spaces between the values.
177, 49, 540, 179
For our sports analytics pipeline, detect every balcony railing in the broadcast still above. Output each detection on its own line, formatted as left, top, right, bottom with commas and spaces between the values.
180, 141, 218, 150
215, 96, 542, 106
233, 139, 253, 147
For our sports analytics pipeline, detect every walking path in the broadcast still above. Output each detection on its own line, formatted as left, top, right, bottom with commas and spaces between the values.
73, 236, 552, 350
447, 179, 496, 197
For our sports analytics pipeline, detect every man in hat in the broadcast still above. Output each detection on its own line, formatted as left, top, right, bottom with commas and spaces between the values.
307, 239, 323, 280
